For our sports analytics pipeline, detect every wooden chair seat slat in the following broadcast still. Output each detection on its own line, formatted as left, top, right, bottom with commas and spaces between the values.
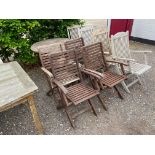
70, 93, 99, 105
68, 83, 95, 94
68, 90, 97, 102
101, 72, 126, 87
67, 83, 99, 105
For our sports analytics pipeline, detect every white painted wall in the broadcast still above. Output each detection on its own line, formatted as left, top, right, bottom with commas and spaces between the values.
131, 19, 155, 41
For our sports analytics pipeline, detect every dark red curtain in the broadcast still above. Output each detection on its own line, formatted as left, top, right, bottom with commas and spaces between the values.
110, 19, 133, 37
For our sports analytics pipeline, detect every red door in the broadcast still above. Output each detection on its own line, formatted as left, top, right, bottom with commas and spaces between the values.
110, 19, 133, 36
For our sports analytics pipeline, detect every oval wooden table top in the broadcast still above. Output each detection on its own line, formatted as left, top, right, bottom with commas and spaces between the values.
31, 38, 69, 53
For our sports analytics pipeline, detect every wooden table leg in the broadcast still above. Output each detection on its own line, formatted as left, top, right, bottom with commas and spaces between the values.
28, 95, 44, 135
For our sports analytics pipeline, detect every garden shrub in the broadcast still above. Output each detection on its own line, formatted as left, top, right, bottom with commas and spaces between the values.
0, 19, 82, 64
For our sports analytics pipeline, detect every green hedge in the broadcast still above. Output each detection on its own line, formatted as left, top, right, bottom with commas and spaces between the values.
0, 19, 82, 64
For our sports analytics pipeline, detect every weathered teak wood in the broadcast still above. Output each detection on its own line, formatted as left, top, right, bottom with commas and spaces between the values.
67, 25, 97, 40
38, 43, 64, 96
49, 50, 106, 128
28, 95, 44, 134
111, 31, 152, 91
79, 25, 94, 45
92, 31, 130, 93
64, 38, 85, 61
31, 38, 69, 53
39, 43, 82, 97
82, 42, 127, 100
0, 61, 43, 134
93, 30, 112, 56
39, 43, 63, 70
67, 25, 81, 39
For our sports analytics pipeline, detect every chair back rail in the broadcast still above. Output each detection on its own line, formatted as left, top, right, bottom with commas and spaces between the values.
49, 50, 81, 82
111, 31, 132, 60
64, 38, 84, 60
82, 42, 108, 71
67, 25, 81, 39
39, 43, 63, 70
79, 25, 94, 45
93, 30, 112, 55
111, 31, 133, 72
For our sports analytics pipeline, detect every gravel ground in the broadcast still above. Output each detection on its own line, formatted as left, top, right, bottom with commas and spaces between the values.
0, 41, 155, 135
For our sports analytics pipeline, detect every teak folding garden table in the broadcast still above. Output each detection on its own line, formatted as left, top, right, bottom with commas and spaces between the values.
0, 61, 43, 134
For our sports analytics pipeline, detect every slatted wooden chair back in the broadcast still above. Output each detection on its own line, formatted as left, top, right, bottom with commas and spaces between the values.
79, 25, 94, 45
64, 38, 84, 60
93, 30, 112, 55
49, 50, 81, 83
111, 31, 132, 60
67, 25, 81, 39
39, 43, 63, 70
82, 42, 108, 71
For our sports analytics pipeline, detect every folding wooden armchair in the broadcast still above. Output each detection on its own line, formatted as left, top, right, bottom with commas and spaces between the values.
39, 43, 63, 96
67, 25, 81, 39
49, 49, 107, 127
39, 43, 80, 97
93, 31, 131, 93
82, 42, 127, 99
111, 31, 152, 91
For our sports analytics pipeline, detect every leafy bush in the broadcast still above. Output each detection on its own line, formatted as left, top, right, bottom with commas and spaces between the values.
0, 19, 82, 64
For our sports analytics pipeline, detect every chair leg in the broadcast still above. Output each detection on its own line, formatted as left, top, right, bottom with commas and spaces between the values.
97, 95, 107, 111
137, 75, 142, 85
46, 88, 53, 96
59, 89, 75, 128
114, 86, 123, 99
55, 87, 66, 110
88, 99, 97, 116
121, 81, 130, 93
140, 74, 148, 92
65, 107, 75, 128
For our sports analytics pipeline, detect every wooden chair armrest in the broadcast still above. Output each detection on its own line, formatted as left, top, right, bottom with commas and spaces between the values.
104, 52, 111, 55
107, 60, 128, 66
130, 50, 152, 64
107, 60, 128, 75
113, 57, 135, 62
53, 79, 68, 95
81, 68, 104, 79
41, 67, 53, 78
130, 50, 152, 54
